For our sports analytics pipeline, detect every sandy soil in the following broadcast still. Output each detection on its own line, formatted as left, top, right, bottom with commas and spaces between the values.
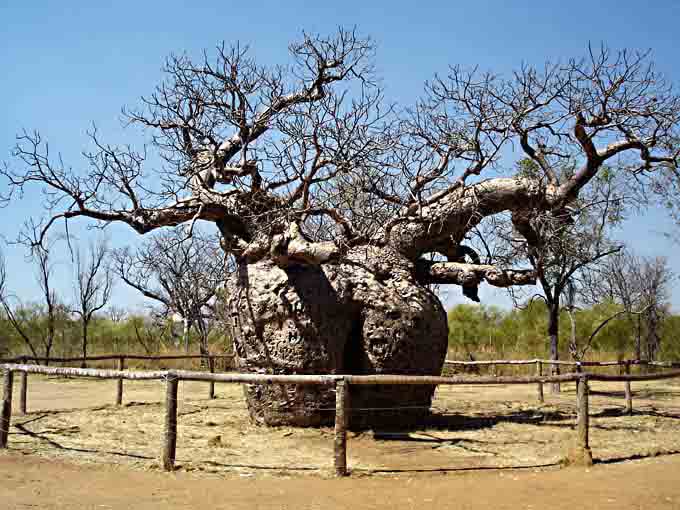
1, 373, 680, 508
2, 450, 680, 509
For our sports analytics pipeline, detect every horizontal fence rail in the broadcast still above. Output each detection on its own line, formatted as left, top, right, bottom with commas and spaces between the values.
0, 353, 235, 364
444, 358, 680, 368
3, 358, 680, 476
0, 353, 236, 411
2, 354, 673, 367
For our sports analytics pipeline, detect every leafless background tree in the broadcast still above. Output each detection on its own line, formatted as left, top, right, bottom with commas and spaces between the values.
0, 249, 8, 358
590, 250, 674, 365
496, 160, 625, 390
72, 239, 113, 367
114, 229, 228, 355
0, 237, 63, 363
3, 31, 680, 426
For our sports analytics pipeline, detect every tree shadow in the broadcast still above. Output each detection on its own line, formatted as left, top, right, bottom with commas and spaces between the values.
11, 414, 153, 461
420, 408, 575, 432
595, 450, 680, 465
195, 459, 320, 472
591, 388, 680, 401
588, 405, 680, 421
353, 462, 562, 475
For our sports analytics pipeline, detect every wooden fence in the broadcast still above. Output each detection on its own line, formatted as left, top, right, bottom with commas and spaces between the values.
0, 353, 236, 364
0, 353, 235, 411
443, 358, 680, 368
444, 358, 679, 409
2, 359, 680, 476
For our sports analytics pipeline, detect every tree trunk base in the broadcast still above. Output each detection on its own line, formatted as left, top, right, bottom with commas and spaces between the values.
229, 249, 449, 429
243, 383, 436, 429
565, 446, 593, 467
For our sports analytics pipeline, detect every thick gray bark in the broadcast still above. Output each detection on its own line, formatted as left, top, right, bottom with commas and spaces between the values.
226, 245, 448, 428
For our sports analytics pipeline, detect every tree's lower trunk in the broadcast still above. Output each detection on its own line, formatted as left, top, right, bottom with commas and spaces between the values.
645, 308, 661, 365
44, 342, 52, 367
195, 318, 210, 368
81, 321, 88, 369
182, 319, 191, 353
226, 246, 449, 429
635, 315, 646, 373
548, 303, 560, 394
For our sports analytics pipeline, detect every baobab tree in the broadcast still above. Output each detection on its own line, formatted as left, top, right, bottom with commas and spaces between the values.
3, 31, 680, 426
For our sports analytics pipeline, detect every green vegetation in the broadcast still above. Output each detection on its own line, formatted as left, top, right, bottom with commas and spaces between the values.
0, 309, 232, 362
447, 301, 680, 362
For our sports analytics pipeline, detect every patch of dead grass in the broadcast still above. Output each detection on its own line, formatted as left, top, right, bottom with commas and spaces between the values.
5, 375, 680, 477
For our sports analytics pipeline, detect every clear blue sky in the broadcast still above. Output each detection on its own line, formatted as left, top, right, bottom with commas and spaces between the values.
1, 0, 679, 311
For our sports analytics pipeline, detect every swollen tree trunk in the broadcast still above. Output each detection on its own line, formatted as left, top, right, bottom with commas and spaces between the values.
548, 303, 561, 394
226, 245, 449, 429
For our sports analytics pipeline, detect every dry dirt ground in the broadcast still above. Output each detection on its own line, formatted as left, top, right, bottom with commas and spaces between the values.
1, 373, 680, 509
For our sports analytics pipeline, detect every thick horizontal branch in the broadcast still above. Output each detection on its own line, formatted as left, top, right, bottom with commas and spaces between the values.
385, 177, 556, 258
246, 222, 341, 266
415, 260, 536, 287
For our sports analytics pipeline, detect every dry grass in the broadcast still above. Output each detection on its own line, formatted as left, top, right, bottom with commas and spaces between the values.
4, 374, 680, 477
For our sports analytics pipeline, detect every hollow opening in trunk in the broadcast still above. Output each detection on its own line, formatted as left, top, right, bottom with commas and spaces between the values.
343, 313, 366, 375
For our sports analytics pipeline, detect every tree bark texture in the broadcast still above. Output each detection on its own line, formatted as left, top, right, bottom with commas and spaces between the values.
548, 304, 561, 394
81, 322, 88, 369
0, 370, 13, 448
162, 373, 179, 471
226, 246, 448, 428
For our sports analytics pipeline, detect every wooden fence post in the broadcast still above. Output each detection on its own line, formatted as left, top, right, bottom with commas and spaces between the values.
574, 362, 582, 409
0, 369, 13, 449
208, 356, 215, 399
536, 361, 544, 404
334, 378, 349, 476
116, 356, 125, 406
569, 375, 593, 466
624, 361, 633, 415
162, 372, 179, 471
19, 357, 28, 414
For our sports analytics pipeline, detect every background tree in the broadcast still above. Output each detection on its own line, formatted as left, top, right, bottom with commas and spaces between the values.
499, 161, 624, 391
32, 242, 60, 363
73, 239, 113, 367
114, 229, 228, 355
0, 249, 8, 358
588, 250, 674, 364
3, 32, 680, 426
0, 239, 64, 363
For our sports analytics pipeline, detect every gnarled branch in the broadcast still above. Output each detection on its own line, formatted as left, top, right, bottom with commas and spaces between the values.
415, 260, 536, 287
